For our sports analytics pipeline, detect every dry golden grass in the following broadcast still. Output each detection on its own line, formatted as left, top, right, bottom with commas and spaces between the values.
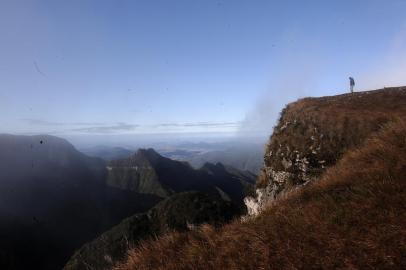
115, 120, 406, 270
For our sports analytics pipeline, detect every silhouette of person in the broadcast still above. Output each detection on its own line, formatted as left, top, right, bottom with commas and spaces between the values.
349, 77, 355, 93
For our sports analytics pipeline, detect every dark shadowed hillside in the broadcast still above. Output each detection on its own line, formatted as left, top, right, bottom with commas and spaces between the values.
63, 150, 255, 270
0, 135, 161, 270
64, 192, 241, 270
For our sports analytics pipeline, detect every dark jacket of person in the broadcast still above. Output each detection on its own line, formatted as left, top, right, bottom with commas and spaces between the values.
349, 77, 355, 86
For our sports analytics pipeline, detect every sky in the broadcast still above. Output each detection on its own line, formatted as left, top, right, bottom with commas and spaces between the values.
1, 0, 406, 138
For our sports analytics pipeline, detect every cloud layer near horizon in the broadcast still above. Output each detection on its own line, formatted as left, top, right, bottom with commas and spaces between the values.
19, 118, 241, 135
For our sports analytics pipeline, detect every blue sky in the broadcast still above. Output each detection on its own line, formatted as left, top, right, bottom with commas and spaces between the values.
1, 0, 406, 136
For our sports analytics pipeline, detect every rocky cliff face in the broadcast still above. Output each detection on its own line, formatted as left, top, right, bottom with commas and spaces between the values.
245, 87, 406, 215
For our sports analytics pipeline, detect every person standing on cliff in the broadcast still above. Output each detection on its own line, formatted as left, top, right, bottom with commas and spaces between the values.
349, 77, 355, 93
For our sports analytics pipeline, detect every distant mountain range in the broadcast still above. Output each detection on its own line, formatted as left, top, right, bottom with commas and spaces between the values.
106, 148, 256, 203
79, 145, 134, 161
161, 143, 265, 174
81, 140, 265, 174
0, 134, 255, 270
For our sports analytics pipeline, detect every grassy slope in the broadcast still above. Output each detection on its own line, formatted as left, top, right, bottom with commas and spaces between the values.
115, 101, 406, 269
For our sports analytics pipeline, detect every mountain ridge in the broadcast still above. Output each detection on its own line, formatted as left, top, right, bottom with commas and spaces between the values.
106, 148, 255, 203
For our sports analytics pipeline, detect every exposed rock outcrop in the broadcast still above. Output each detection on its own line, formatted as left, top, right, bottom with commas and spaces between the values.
245, 87, 406, 215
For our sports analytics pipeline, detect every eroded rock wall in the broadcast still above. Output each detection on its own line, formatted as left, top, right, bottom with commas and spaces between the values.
245, 87, 406, 216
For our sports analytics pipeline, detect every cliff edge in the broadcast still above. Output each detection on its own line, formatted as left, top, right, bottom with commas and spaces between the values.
245, 87, 406, 215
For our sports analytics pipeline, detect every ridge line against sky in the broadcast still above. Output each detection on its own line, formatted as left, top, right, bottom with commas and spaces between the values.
1, 0, 406, 136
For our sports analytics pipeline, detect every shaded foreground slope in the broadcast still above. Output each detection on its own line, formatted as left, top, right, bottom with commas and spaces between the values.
64, 192, 241, 270
116, 121, 406, 270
